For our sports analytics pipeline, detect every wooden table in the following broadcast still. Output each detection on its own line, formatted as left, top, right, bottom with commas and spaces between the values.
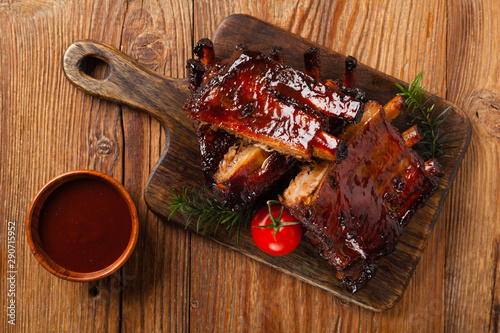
1, 0, 498, 331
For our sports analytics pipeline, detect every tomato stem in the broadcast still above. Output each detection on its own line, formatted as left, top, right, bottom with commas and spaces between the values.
253, 200, 301, 241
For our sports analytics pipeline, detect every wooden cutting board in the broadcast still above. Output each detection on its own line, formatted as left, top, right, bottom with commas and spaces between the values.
63, 14, 471, 311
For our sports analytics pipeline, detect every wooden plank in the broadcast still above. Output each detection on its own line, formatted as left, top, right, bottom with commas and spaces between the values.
188, 0, 450, 330
117, 1, 193, 332
1, 0, 495, 331
39, 9, 459, 311
95, 14, 469, 310
0, 1, 127, 331
446, 0, 500, 331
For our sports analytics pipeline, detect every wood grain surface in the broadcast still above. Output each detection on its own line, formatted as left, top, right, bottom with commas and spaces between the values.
59, 18, 470, 310
1, 0, 498, 332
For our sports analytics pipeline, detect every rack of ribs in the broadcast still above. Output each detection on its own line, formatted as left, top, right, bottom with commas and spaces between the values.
281, 100, 441, 292
185, 39, 365, 210
184, 38, 442, 291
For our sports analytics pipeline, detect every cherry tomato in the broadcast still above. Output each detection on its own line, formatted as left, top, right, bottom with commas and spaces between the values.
251, 201, 302, 255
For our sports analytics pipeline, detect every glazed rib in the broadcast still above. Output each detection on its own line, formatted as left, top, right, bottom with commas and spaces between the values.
281, 101, 440, 292
213, 143, 297, 211
184, 49, 363, 162
186, 40, 441, 293
187, 45, 360, 211
195, 123, 239, 185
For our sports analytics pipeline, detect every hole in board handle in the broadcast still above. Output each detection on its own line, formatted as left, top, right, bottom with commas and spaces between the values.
79, 55, 110, 81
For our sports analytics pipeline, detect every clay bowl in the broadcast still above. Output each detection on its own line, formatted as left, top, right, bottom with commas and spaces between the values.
26, 170, 139, 282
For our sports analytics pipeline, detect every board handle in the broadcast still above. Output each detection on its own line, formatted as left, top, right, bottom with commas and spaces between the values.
62, 40, 190, 123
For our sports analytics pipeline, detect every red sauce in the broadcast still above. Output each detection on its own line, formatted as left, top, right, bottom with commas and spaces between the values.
38, 178, 132, 273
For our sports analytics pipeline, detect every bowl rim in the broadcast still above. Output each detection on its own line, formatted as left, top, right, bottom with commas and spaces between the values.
26, 169, 139, 282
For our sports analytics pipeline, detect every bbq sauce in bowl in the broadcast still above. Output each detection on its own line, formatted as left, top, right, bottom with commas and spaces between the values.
38, 178, 132, 272
26, 170, 138, 281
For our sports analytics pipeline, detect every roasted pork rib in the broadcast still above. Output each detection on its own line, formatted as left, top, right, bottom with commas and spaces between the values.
281, 101, 441, 292
184, 39, 441, 292
196, 122, 298, 210
184, 47, 365, 162
185, 41, 364, 210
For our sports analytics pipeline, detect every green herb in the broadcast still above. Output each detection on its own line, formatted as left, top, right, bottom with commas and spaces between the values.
167, 185, 260, 241
395, 71, 460, 159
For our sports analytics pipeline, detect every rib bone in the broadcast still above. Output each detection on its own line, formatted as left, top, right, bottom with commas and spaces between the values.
193, 38, 215, 66
304, 47, 321, 81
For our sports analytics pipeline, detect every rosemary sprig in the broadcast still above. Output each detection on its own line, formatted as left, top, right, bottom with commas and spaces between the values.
395, 71, 460, 159
167, 185, 260, 241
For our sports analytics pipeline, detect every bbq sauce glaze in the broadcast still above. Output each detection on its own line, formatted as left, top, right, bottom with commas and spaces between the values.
38, 178, 132, 273
185, 50, 363, 159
